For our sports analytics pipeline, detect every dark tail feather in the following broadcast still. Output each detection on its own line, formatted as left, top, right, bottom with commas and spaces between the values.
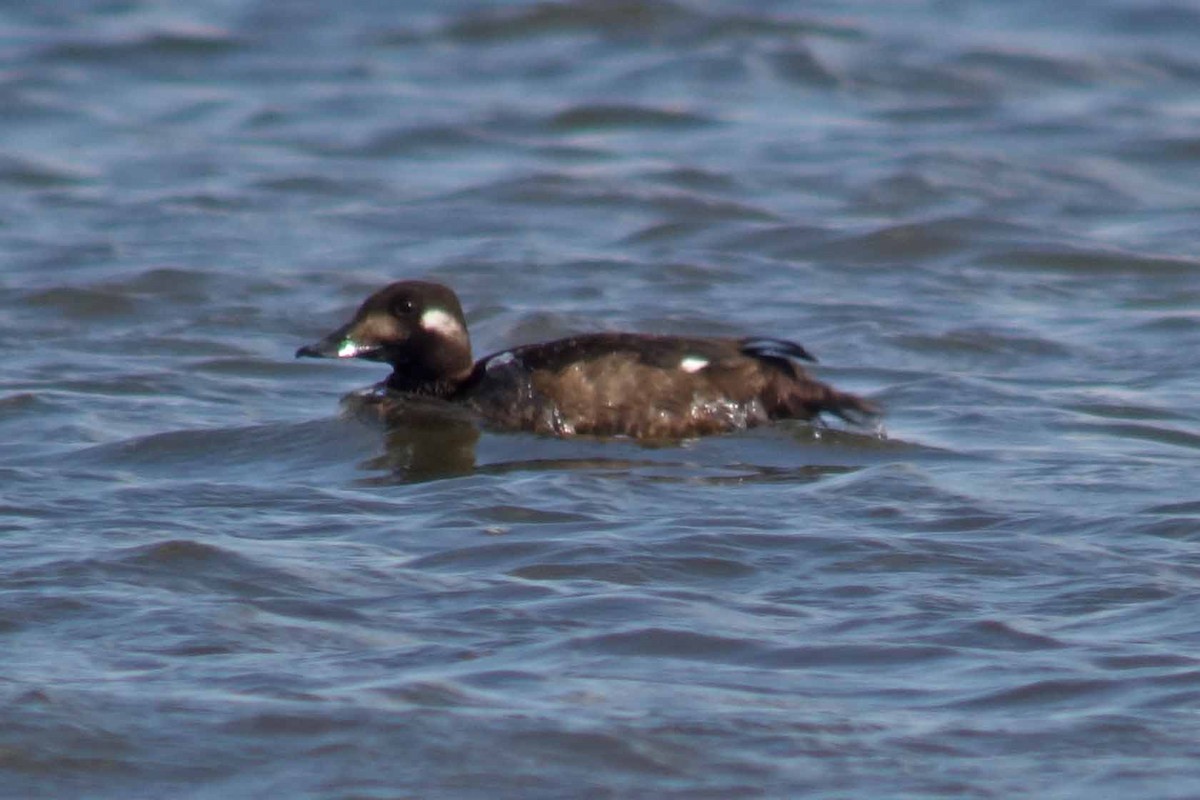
740, 337, 818, 364
769, 377, 880, 427
822, 387, 881, 426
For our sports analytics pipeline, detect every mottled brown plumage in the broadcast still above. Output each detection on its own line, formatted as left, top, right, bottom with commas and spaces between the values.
297, 281, 878, 440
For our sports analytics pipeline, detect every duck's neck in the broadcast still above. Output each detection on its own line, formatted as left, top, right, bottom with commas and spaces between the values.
385, 365, 473, 398
383, 331, 475, 398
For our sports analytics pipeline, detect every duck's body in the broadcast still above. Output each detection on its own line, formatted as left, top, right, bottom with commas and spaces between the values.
297, 281, 877, 440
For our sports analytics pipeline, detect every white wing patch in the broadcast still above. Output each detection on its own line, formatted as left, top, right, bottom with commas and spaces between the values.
484, 351, 518, 373
420, 308, 463, 337
680, 356, 709, 373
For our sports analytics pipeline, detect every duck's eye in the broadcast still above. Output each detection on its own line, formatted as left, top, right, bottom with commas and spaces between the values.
392, 298, 416, 315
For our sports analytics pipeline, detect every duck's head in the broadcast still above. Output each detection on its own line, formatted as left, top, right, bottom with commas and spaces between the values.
296, 281, 474, 387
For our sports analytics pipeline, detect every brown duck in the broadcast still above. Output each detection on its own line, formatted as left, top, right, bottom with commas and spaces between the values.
297, 281, 878, 440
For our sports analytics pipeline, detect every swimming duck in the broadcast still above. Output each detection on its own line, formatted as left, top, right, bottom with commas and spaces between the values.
297, 281, 877, 439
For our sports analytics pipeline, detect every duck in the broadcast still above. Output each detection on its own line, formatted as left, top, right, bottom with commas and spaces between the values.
296, 280, 878, 440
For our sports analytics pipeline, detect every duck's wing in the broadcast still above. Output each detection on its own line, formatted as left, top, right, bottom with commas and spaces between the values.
482, 333, 740, 373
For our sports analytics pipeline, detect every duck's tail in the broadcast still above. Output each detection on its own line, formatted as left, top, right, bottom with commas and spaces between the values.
767, 376, 881, 427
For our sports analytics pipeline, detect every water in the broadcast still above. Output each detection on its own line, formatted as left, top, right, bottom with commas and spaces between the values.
3, 0, 1200, 797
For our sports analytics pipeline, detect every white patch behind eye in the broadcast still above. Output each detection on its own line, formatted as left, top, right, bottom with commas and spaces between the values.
680, 356, 708, 373
420, 308, 463, 337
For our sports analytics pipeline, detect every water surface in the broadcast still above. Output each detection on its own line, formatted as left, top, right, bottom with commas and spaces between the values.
3, 1, 1200, 797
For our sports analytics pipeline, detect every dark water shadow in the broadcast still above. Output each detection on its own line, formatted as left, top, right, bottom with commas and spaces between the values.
38, 389, 949, 491
353, 401, 483, 483
347, 392, 944, 486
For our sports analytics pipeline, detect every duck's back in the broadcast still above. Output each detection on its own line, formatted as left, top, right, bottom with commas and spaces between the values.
454, 333, 874, 439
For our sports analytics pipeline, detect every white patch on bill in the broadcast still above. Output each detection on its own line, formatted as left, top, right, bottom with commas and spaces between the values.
680, 356, 709, 373
337, 340, 365, 358
420, 308, 463, 337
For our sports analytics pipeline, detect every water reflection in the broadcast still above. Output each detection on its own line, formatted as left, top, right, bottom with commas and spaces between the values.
346, 387, 908, 486
347, 392, 482, 482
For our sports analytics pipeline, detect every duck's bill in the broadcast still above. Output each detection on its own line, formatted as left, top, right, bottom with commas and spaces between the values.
295, 327, 384, 361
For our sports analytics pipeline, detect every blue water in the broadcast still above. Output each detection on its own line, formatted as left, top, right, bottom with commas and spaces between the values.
3, 1, 1200, 797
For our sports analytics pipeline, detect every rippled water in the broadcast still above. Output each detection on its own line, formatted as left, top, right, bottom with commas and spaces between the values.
4, 1, 1200, 797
